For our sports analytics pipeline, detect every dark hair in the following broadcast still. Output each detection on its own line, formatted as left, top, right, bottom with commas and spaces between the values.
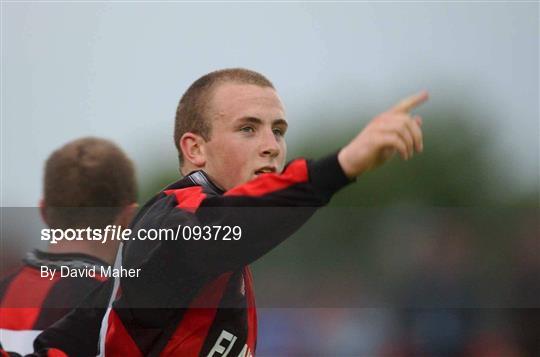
174, 68, 274, 167
44, 137, 137, 229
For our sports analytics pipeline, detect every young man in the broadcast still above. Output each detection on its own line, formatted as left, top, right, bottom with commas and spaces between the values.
0, 137, 137, 355
33, 69, 427, 356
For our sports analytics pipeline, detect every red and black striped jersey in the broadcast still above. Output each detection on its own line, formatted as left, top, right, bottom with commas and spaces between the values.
33, 153, 351, 356
0, 250, 109, 355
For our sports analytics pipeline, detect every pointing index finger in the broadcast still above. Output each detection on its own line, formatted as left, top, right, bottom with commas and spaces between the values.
391, 90, 429, 113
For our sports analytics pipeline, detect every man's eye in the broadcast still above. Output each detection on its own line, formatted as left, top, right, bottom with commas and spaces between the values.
273, 128, 284, 136
240, 126, 255, 133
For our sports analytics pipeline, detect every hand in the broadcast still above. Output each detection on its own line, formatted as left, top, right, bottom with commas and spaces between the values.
338, 91, 429, 179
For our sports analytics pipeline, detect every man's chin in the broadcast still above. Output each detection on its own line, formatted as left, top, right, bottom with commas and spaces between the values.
251, 173, 267, 180
222, 172, 279, 191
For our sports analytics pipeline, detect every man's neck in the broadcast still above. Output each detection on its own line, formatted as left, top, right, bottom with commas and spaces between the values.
47, 241, 118, 266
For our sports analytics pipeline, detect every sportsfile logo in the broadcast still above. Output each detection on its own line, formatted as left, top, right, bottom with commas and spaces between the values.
41, 225, 130, 244
40, 225, 243, 244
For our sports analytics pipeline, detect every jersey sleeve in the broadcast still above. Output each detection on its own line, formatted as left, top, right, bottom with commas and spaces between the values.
157, 152, 351, 276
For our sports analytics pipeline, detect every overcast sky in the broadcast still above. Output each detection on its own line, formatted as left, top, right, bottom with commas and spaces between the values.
1, 2, 538, 206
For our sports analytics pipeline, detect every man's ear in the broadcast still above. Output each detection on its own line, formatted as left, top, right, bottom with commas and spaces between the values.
39, 198, 49, 226
114, 202, 138, 228
179, 132, 207, 168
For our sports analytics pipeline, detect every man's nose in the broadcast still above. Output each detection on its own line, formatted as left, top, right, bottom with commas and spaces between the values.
260, 129, 280, 158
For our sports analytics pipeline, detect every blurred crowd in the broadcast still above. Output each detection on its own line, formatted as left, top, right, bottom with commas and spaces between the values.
254, 211, 539, 356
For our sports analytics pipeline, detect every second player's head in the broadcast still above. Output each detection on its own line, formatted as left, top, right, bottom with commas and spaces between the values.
42, 137, 137, 230
175, 68, 288, 191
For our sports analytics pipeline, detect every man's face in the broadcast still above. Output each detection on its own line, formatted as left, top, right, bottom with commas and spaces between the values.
202, 82, 288, 191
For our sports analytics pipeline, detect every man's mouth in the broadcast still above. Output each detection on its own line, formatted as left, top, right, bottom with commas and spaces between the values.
254, 166, 277, 175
